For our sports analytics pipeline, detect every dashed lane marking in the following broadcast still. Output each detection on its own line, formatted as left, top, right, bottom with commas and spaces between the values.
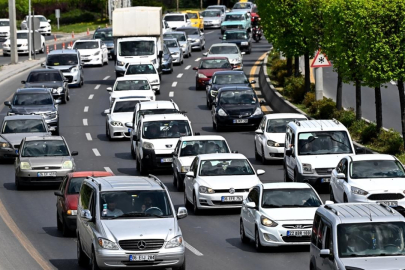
83, 119, 88, 126
172, 82, 177, 87
184, 241, 204, 256
103, 76, 110, 80
104, 167, 113, 173
185, 65, 191, 70
205, 31, 214, 34
169, 91, 174, 97
195, 58, 201, 62
88, 94, 94, 99
95, 84, 100, 90
86, 133, 92, 141
92, 148, 101, 156
177, 73, 183, 78
84, 106, 89, 112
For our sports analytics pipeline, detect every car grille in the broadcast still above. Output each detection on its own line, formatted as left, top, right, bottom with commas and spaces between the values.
119, 239, 164, 251
64, 76, 73, 83
315, 168, 334, 175
82, 59, 91, 62
17, 44, 22, 47
228, 109, 253, 117
282, 224, 312, 229
212, 200, 242, 205
32, 166, 61, 170
213, 188, 249, 193
61, 69, 71, 73
81, 55, 90, 57
40, 26, 46, 29
225, 25, 240, 29
282, 236, 311, 243
368, 193, 405, 200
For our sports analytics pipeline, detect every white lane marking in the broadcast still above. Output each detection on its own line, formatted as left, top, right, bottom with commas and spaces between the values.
169, 91, 174, 97
185, 65, 191, 70
177, 73, 183, 78
195, 58, 201, 62
103, 76, 110, 80
88, 94, 94, 99
104, 167, 113, 173
92, 148, 101, 156
95, 84, 100, 90
172, 82, 177, 87
205, 31, 214, 34
83, 119, 88, 126
84, 106, 89, 112
184, 241, 203, 256
85, 133, 92, 141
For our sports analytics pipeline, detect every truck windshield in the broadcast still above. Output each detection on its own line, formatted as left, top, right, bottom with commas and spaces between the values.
119, 41, 154, 56
17, 33, 28, 39
298, 131, 353, 155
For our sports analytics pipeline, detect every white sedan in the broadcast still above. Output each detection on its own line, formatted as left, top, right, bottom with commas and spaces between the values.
125, 62, 161, 94
240, 182, 324, 251
330, 154, 405, 208
2, 30, 45, 55
184, 153, 264, 214
72, 39, 108, 66
254, 113, 307, 164
107, 76, 155, 107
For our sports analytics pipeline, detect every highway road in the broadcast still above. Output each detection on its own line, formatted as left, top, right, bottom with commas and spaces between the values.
0, 29, 326, 270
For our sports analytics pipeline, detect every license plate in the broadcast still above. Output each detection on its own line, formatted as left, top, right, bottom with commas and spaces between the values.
379, 201, 398, 207
287, 230, 311, 237
221, 196, 243, 202
129, 254, 155, 262
321, 178, 330, 183
161, 158, 173, 163
37, 172, 56, 177
233, 119, 248, 124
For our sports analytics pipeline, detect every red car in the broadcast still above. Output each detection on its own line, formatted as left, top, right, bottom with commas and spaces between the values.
193, 57, 233, 90
54, 171, 114, 236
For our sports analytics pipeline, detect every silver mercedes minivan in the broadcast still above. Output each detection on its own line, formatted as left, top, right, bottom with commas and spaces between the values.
76, 175, 187, 269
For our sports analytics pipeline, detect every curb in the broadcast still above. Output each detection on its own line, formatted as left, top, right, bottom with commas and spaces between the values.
0, 57, 46, 84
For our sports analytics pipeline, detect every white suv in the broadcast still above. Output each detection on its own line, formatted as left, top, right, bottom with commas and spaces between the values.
284, 119, 355, 188
164, 13, 191, 30
125, 61, 161, 94
133, 113, 194, 175
107, 76, 155, 106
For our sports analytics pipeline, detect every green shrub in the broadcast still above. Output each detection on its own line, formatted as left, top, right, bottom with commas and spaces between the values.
284, 76, 306, 103
309, 98, 336, 119
377, 129, 403, 155
48, 10, 100, 25
303, 92, 315, 108
270, 59, 288, 86
360, 123, 378, 144
349, 120, 367, 141
334, 109, 356, 129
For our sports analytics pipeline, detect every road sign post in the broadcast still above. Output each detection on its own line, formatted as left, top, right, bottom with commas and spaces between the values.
55, 9, 60, 30
311, 50, 332, 101
8, 0, 18, 64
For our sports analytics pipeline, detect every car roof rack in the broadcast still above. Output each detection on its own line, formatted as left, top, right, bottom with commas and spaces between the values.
88, 176, 102, 191
376, 202, 396, 214
294, 119, 301, 126
324, 204, 340, 216
332, 118, 341, 125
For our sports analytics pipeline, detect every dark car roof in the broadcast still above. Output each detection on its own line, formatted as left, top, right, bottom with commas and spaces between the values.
95, 27, 112, 32
224, 30, 248, 33
176, 26, 199, 30
213, 70, 245, 76
16, 88, 52, 94
29, 69, 61, 74
218, 86, 253, 92
48, 49, 78, 55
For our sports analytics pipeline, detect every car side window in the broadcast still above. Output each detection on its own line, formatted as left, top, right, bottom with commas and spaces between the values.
342, 159, 348, 176
79, 184, 93, 210
324, 225, 333, 253
247, 188, 259, 205
60, 176, 68, 193
174, 140, 181, 155
89, 191, 96, 219
317, 219, 325, 249
311, 213, 321, 245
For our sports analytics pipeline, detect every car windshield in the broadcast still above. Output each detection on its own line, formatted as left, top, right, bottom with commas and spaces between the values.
74, 41, 99, 50
298, 131, 353, 155
180, 28, 199, 35
180, 140, 230, 157
142, 120, 191, 139
126, 64, 156, 75
164, 39, 178, 47
219, 90, 257, 104
67, 177, 86, 194
36, 16, 48, 22
27, 72, 62, 82
224, 31, 248, 40
338, 222, 405, 258
213, 74, 248, 84
210, 46, 239, 54
115, 80, 150, 91
200, 59, 231, 69
187, 13, 198, 19
0, 21, 9, 26
204, 10, 222, 17
233, 3, 251, 9
113, 101, 137, 113
2, 119, 46, 133
119, 40, 154, 56
46, 54, 78, 66
350, 160, 405, 179
21, 140, 69, 157
199, 159, 254, 176
94, 29, 113, 41
266, 118, 305, 133
225, 14, 244, 21
13, 93, 53, 106
100, 190, 173, 218
164, 15, 184, 21
261, 188, 322, 208
164, 33, 187, 42
17, 33, 28, 39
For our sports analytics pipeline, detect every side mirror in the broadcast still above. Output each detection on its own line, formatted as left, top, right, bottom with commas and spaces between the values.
158, 50, 163, 58
41, 63, 45, 67
48, 126, 56, 132
202, 52, 208, 56
255, 129, 263, 134
64, 79, 69, 83
246, 201, 256, 209
80, 209, 93, 222
71, 151, 78, 156
193, 67, 198, 71
172, 151, 178, 157
125, 122, 133, 129
260, 100, 265, 105
4, 101, 11, 107
285, 149, 293, 157
104, 109, 111, 114
54, 191, 63, 197
241, 52, 246, 55
257, 169, 265, 176
336, 173, 346, 180
250, 80, 256, 84
320, 249, 331, 258
21, 80, 26, 84
177, 207, 188, 219
47, 19, 51, 23
186, 19, 191, 23
325, 200, 334, 205
186, 171, 195, 178
106, 87, 112, 92
55, 99, 62, 104
201, 16, 204, 19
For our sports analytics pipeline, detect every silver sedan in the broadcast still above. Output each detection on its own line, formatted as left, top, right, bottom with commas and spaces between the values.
164, 38, 184, 65
177, 26, 206, 51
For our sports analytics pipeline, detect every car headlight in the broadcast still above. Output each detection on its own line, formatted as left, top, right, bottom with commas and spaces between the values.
233, 57, 241, 63
165, 235, 184, 248
53, 87, 63, 94
241, 42, 248, 46
0, 142, 10, 148
267, 140, 281, 147
195, 39, 200, 43
94, 51, 101, 56
20, 162, 31, 170
181, 166, 190, 173
172, 52, 179, 56
210, 90, 218, 97
181, 44, 186, 48
2, 43, 8, 47
67, 210, 77, 215
71, 67, 78, 72
117, 61, 125, 66
150, 79, 159, 84
261, 215, 278, 227
45, 112, 57, 118
198, 73, 207, 78
110, 121, 123, 127
98, 238, 119, 250
218, 108, 227, 116
62, 160, 73, 169
351, 186, 369, 196
302, 163, 312, 174
252, 107, 262, 116
143, 142, 154, 149
199, 186, 215, 194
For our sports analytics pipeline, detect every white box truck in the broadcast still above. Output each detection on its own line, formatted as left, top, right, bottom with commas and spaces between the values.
113, 6, 163, 77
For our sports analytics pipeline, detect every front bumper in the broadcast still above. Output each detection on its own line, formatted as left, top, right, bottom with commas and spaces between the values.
296, 172, 331, 186
161, 61, 172, 72
81, 55, 102, 65
63, 213, 77, 231
109, 123, 131, 139
44, 116, 59, 127
3, 45, 30, 54
215, 114, 262, 128
171, 54, 182, 63
204, 22, 221, 28
0, 147, 17, 160
38, 28, 51, 34
257, 222, 312, 247
264, 146, 285, 160
151, 83, 160, 91
196, 77, 210, 87
16, 168, 73, 184
190, 41, 202, 49
196, 192, 248, 209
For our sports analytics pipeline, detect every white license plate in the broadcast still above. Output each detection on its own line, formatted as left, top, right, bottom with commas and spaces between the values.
129, 254, 155, 262
221, 196, 243, 202
161, 158, 173, 163
321, 178, 330, 183
233, 119, 248, 124
379, 201, 398, 207
37, 172, 56, 177
287, 230, 311, 237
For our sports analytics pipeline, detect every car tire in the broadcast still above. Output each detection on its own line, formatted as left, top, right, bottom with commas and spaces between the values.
78, 77, 83, 88
254, 143, 260, 161
184, 190, 191, 209
206, 98, 211, 109
173, 171, 178, 187
240, 219, 249, 244
54, 127, 60, 136
91, 248, 101, 270
261, 147, 267, 165
15, 176, 23, 190
66, 89, 70, 101
195, 83, 200, 90
138, 158, 147, 175
293, 172, 298, 182
77, 236, 89, 266
156, 90, 160, 95
130, 143, 136, 159
344, 193, 348, 203
215, 122, 222, 132
202, 44, 205, 50
181, 58, 184, 65
136, 158, 140, 172
193, 193, 200, 215
62, 93, 67, 104
177, 175, 184, 192
62, 216, 70, 237
330, 187, 336, 203
188, 51, 191, 57
40, 43, 45, 53
173, 256, 186, 270
56, 211, 62, 231
106, 124, 112, 141
284, 168, 291, 182
255, 227, 264, 252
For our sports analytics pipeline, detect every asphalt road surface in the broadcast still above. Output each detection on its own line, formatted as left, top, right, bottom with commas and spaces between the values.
0, 29, 327, 270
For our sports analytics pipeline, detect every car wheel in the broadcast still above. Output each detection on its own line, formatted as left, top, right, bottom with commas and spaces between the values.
172, 256, 186, 270
130, 143, 136, 159
254, 143, 260, 161
188, 50, 191, 57
91, 249, 101, 270
212, 120, 217, 130
202, 44, 205, 50
139, 159, 147, 175
106, 124, 112, 141
170, 66, 174, 73
261, 147, 267, 165
293, 172, 298, 182
56, 211, 62, 231
62, 216, 70, 237
173, 171, 178, 187
195, 83, 200, 90
155, 90, 160, 95
54, 127, 59, 136
181, 58, 184, 65
215, 122, 222, 132
177, 174, 184, 192
206, 97, 211, 109
193, 193, 200, 215
40, 43, 45, 53
330, 187, 336, 203
15, 176, 22, 190
255, 227, 264, 252
78, 77, 83, 88
240, 219, 249, 244
344, 193, 348, 203
77, 236, 89, 266
66, 89, 70, 101
136, 158, 140, 172
284, 168, 291, 182
184, 190, 191, 209
62, 93, 67, 104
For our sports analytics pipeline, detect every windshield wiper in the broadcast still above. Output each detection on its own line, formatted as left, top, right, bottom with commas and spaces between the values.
110, 212, 146, 219
327, 134, 351, 150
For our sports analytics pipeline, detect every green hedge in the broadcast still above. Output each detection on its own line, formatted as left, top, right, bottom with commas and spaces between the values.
48, 9, 100, 25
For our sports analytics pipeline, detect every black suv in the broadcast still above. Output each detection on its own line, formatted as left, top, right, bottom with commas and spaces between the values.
4, 88, 60, 135
22, 69, 70, 104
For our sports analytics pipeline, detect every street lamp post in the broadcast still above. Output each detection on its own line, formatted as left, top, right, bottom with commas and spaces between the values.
28, 0, 32, 60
